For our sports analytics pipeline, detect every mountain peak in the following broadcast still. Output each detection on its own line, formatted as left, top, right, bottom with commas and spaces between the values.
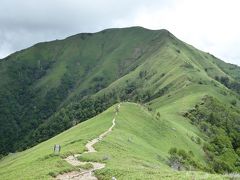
1, 26, 240, 179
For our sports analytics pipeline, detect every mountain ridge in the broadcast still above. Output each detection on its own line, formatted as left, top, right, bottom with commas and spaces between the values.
0, 26, 240, 179
1, 26, 239, 154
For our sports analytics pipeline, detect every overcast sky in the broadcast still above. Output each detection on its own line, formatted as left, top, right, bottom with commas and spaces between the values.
0, 0, 239, 65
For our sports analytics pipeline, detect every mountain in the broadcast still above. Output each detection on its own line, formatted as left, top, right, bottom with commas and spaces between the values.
0, 27, 167, 154
0, 26, 240, 179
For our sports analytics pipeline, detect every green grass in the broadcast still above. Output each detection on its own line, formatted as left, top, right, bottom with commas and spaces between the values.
0, 102, 227, 179
1, 26, 240, 179
2, 26, 240, 156
77, 162, 94, 170
0, 106, 115, 179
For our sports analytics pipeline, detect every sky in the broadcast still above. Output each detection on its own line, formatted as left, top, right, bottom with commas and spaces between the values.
0, 0, 239, 65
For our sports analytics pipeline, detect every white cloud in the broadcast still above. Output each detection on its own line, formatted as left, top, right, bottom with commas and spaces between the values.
125, 0, 240, 65
0, 0, 239, 65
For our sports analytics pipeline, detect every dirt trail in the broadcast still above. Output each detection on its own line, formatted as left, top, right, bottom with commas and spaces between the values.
56, 104, 120, 180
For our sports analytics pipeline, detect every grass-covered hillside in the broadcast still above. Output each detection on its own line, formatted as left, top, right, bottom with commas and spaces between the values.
0, 103, 227, 179
0, 26, 240, 178
0, 27, 171, 155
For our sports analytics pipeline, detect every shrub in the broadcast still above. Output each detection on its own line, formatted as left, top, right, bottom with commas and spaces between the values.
148, 107, 152, 111
48, 171, 58, 177
230, 99, 237, 106
78, 163, 93, 170
196, 137, 201, 144
199, 122, 210, 133
185, 96, 240, 173
236, 148, 240, 156
181, 63, 194, 69
212, 158, 233, 173
139, 70, 147, 79
178, 149, 188, 159
169, 147, 177, 155
167, 147, 203, 171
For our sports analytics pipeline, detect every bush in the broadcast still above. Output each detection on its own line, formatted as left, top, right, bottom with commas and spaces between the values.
181, 63, 194, 69
178, 149, 188, 159
236, 148, 240, 156
196, 137, 201, 144
48, 171, 58, 177
230, 99, 237, 106
185, 96, 240, 173
169, 147, 177, 155
199, 122, 210, 133
148, 107, 152, 111
78, 163, 94, 170
212, 158, 233, 173
167, 147, 203, 171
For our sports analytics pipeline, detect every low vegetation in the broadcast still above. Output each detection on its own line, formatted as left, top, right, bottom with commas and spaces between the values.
184, 95, 240, 173
167, 147, 206, 171
1, 26, 240, 179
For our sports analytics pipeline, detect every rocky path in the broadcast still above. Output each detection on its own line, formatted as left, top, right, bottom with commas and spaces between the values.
56, 104, 120, 180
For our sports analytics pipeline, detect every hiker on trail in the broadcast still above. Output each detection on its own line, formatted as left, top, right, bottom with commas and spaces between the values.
54, 144, 61, 153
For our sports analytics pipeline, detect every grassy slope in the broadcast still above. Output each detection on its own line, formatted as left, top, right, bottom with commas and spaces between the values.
25, 27, 165, 95
0, 103, 226, 179
95, 30, 240, 111
1, 27, 240, 179
0, 106, 115, 179
0, 27, 171, 154
2, 26, 240, 155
